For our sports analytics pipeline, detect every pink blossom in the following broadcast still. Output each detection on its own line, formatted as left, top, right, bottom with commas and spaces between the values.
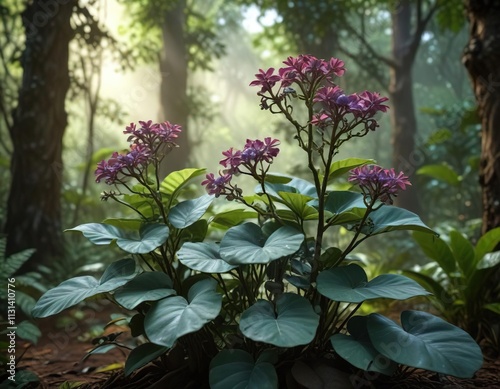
249, 68, 281, 93
349, 165, 411, 205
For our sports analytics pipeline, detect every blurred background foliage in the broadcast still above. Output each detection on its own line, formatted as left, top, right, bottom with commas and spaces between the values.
1, 0, 496, 341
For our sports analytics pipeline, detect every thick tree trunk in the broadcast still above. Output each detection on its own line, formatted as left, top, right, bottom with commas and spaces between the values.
5, 0, 75, 269
159, 0, 189, 176
463, 1, 500, 235
390, 0, 421, 214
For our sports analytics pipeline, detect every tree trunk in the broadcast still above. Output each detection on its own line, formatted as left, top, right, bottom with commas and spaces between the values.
5, 0, 75, 270
159, 0, 189, 176
390, 0, 421, 214
463, 1, 500, 235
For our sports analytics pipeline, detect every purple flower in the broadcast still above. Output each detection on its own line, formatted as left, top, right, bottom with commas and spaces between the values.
220, 147, 242, 169
119, 144, 151, 167
201, 172, 232, 197
95, 152, 124, 184
314, 86, 344, 105
156, 121, 182, 142
348, 165, 411, 205
250, 68, 281, 93
358, 91, 389, 117
240, 138, 280, 164
328, 58, 346, 77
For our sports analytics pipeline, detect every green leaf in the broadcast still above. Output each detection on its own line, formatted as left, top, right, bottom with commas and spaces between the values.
177, 242, 237, 273
362, 206, 435, 235
66, 223, 169, 254
474, 227, 500, 268
484, 302, 500, 314
368, 311, 483, 378
331, 316, 397, 376
160, 168, 206, 199
124, 343, 168, 376
239, 293, 319, 347
209, 349, 278, 389
220, 223, 303, 265
1, 237, 36, 276
317, 264, 430, 303
477, 251, 500, 270
178, 219, 208, 243
324, 191, 367, 224
209, 209, 258, 229
32, 258, 136, 318
417, 164, 461, 186
168, 194, 214, 229
144, 279, 221, 347
16, 320, 41, 345
449, 230, 475, 277
328, 158, 375, 181
277, 191, 317, 219
114, 272, 176, 309
260, 177, 317, 198
401, 270, 452, 308
413, 231, 456, 276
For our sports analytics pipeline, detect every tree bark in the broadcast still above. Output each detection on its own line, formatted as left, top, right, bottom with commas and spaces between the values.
5, 0, 75, 269
159, 0, 190, 176
390, 0, 421, 214
463, 1, 500, 235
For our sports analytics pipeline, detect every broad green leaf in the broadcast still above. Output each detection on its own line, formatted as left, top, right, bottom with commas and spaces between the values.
417, 164, 461, 186
16, 320, 41, 345
474, 227, 500, 268
160, 168, 206, 199
239, 293, 319, 347
331, 316, 397, 375
401, 270, 451, 308
144, 279, 221, 347
32, 258, 136, 318
368, 311, 483, 378
124, 343, 168, 376
260, 177, 317, 198
114, 272, 176, 309
220, 224, 303, 265
178, 219, 208, 243
484, 303, 500, 314
328, 158, 375, 181
177, 242, 237, 273
209, 349, 278, 389
168, 194, 214, 229
209, 209, 258, 229
67, 223, 169, 254
324, 191, 367, 224
449, 230, 475, 277
477, 251, 500, 270
361, 206, 435, 235
413, 231, 456, 276
317, 264, 430, 303
277, 191, 317, 219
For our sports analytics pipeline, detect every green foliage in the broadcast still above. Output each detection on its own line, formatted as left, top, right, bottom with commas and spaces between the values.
408, 228, 500, 349
333, 310, 482, 378
209, 349, 278, 389
417, 103, 481, 227
0, 238, 42, 346
32, 55, 482, 387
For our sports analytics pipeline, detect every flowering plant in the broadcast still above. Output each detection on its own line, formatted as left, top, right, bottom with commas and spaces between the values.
32, 55, 482, 388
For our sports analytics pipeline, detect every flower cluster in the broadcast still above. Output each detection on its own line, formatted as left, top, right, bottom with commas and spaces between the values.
249, 54, 388, 140
202, 137, 280, 198
348, 165, 411, 205
95, 120, 181, 185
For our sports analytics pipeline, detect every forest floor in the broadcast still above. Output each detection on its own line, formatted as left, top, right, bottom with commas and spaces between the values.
11, 301, 500, 388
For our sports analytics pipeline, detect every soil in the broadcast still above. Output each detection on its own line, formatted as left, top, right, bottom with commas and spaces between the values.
7, 301, 500, 388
